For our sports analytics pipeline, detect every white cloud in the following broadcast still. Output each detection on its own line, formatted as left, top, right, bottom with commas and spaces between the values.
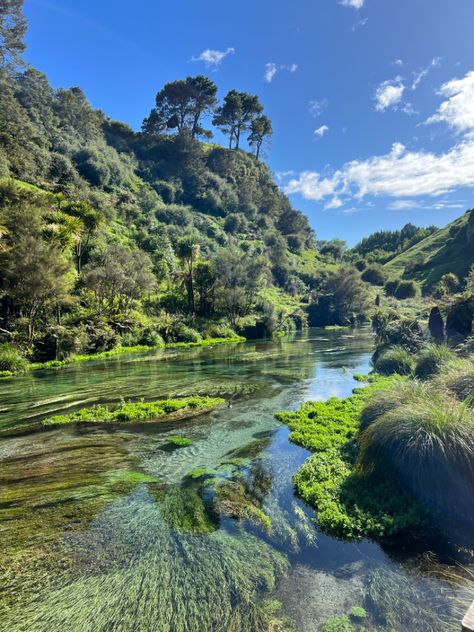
388, 200, 421, 211
325, 197, 344, 209
340, 0, 364, 8
411, 57, 442, 90
285, 139, 474, 201
264, 63, 278, 82
374, 77, 405, 111
191, 47, 234, 66
264, 62, 298, 82
314, 125, 329, 138
309, 99, 328, 118
392, 59, 404, 67
426, 70, 474, 133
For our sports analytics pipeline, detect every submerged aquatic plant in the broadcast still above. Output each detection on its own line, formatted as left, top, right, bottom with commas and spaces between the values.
42, 396, 224, 426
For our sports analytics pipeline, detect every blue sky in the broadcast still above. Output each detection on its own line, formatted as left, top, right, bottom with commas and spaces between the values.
23, 0, 474, 244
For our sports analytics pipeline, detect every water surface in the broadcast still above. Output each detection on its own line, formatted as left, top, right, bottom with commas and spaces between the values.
0, 329, 470, 630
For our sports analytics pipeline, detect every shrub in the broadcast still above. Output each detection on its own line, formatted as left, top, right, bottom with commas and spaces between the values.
414, 344, 456, 379
384, 278, 400, 297
394, 280, 418, 300
373, 346, 415, 376
0, 344, 29, 373
361, 265, 386, 286
174, 324, 202, 343
203, 323, 237, 339
358, 392, 474, 518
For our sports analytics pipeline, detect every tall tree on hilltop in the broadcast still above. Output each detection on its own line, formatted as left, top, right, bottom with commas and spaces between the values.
212, 90, 263, 149
142, 75, 217, 139
0, 0, 26, 67
248, 114, 272, 159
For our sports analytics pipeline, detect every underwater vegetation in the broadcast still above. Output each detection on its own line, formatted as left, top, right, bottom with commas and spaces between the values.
41, 396, 224, 427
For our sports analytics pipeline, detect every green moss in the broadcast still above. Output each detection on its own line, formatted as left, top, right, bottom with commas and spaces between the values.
42, 396, 224, 427
276, 377, 428, 542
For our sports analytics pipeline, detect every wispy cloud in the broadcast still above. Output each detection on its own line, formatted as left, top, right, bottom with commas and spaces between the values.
411, 57, 442, 90
426, 70, 474, 133
388, 200, 422, 211
374, 77, 405, 111
314, 125, 329, 138
191, 47, 234, 66
309, 99, 328, 118
264, 62, 298, 83
352, 17, 368, 31
340, 0, 365, 9
392, 59, 404, 67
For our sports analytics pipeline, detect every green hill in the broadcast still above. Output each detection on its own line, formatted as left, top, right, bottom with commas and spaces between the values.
383, 209, 474, 291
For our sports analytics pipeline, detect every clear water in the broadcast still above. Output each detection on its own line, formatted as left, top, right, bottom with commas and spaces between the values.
0, 329, 471, 631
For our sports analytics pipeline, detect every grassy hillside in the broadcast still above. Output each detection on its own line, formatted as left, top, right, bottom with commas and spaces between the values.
384, 209, 474, 290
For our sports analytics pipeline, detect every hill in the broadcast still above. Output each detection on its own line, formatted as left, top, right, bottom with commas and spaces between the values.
383, 209, 474, 291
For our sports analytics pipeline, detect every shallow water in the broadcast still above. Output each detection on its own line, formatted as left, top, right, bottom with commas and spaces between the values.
0, 329, 471, 631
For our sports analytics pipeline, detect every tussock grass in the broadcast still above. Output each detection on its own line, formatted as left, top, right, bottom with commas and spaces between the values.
0, 343, 29, 373
358, 389, 474, 517
373, 345, 415, 376
432, 359, 474, 404
414, 344, 458, 379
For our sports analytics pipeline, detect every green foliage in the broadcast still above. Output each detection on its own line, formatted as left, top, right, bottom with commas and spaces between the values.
353, 223, 438, 265
321, 615, 354, 632
348, 606, 367, 621
373, 345, 415, 376
42, 396, 224, 426
358, 381, 474, 519
0, 343, 29, 372
166, 435, 193, 447
276, 378, 426, 541
414, 343, 457, 379
394, 279, 419, 299
384, 278, 400, 296
361, 264, 386, 286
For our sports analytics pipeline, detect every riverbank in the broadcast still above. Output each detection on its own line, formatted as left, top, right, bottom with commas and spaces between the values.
0, 336, 246, 378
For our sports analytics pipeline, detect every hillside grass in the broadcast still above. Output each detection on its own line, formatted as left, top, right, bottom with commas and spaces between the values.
384, 211, 473, 289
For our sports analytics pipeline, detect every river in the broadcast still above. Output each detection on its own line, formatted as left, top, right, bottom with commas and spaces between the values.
0, 328, 470, 631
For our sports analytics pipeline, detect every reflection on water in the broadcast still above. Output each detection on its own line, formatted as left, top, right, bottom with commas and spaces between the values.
0, 329, 471, 631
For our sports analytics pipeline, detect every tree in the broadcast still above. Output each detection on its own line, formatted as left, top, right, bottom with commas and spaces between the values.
467, 265, 474, 295
308, 266, 369, 326
175, 236, 200, 313
0, 0, 26, 67
195, 260, 217, 316
142, 76, 217, 139
212, 90, 263, 149
3, 236, 72, 339
248, 114, 272, 159
83, 245, 155, 316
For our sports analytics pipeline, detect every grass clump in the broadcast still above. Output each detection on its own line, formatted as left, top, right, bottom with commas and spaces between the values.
432, 358, 474, 403
348, 606, 367, 621
277, 378, 427, 541
358, 386, 474, 519
414, 343, 457, 379
42, 396, 224, 426
0, 344, 29, 373
373, 345, 415, 376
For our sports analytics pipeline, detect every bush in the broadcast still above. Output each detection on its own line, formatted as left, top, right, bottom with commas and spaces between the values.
358, 390, 474, 518
384, 278, 400, 297
0, 344, 29, 373
373, 346, 415, 376
322, 616, 354, 632
414, 344, 456, 379
203, 323, 237, 339
361, 265, 386, 286
174, 324, 202, 343
394, 280, 418, 300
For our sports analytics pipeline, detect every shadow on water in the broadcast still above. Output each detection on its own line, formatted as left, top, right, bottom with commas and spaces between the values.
0, 328, 472, 631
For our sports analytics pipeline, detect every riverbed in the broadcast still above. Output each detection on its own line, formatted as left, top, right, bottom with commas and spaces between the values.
0, 329, 470, 631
